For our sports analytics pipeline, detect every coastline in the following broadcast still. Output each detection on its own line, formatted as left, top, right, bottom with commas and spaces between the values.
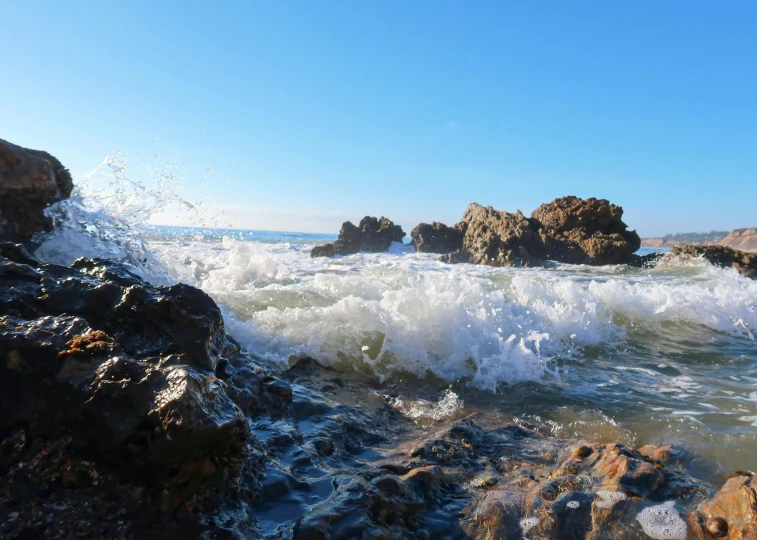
2, 139, 757, 538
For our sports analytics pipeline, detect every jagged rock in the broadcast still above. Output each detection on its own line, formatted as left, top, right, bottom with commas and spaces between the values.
359, 216, 405, 252
443, 197, 641, 267
0, 243, 254, 536
410, 222, 463, 254
446, 203, 545, 266
673, 244, 757, 279
0, 139, 73, 242
311, 217, 405, 257
531, 196, 641, 265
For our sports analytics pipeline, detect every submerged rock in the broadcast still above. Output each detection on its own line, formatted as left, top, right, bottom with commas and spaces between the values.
410, 221, 463, 254
311, 216, 405, 257
673, 244, 757, 279
0, 139, 73, 242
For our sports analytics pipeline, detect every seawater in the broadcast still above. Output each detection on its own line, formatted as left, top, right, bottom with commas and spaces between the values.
31, 156, 757, 482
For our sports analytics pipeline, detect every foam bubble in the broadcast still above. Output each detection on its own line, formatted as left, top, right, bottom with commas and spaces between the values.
635, 501, 686, 540
519, 517, 540, 534
595, 490, 627, 509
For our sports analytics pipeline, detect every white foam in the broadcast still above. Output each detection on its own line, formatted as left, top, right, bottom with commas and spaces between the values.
123, 236, 757, 391
383, 389, 463, 421
519, 517, 540, 534
635, 501, 686, 540
32, 175, 757, 393
595, 490, 627, 509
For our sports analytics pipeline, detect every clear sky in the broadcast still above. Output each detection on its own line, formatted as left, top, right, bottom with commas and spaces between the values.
2, 1, 755, 236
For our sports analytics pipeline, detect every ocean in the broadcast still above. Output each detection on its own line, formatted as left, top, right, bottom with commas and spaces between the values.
34, 214, 757, 483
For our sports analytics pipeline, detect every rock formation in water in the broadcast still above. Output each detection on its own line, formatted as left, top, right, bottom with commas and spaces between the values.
0, 139, 73, 242
532, 196, 641, 265
719, 227, 757, 253
311, 216, 405, 257
410, 221, 463, 254
673, 244, 757, 279
439, 196, 641, 267
3, 140, 756, 538
442, 204, 544, 266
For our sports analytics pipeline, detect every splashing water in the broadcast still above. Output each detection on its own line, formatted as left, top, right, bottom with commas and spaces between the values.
29, 158, 757, 478
34, 153, 231, 278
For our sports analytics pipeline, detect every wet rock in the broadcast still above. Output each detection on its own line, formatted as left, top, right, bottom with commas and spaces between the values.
311, 217, 405, 257
627, 251, 665, 268
690, 473, 757, 539
673, 245, 757, 279
440, 248, 472, 264
0, 244, 255, 536
0, 139, 73, 242
410, 222, 463, 254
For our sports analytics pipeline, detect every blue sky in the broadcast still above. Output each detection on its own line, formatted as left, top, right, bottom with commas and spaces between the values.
2, 1, 755, 236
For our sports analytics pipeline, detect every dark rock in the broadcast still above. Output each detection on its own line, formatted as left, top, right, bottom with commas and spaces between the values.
358, 216, 405, 252
627, 251, 665, 268
440, 249, 472, 264
0, 139, 73, 242
410, 222, 463, 254
309, 242, 337, 258
672, 245, 757, 279
311, 217, 404, 257
0, 244, 254, 536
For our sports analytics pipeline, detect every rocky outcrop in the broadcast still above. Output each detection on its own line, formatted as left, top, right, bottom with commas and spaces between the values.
0, 243, 258, 537
0, 139, 73, 242
410, 222, 463, 254
531, 196, 641, 265
673, 245, 757, 279
0, 245, 248, 448
720, 227, 757, 253
311, 216, 405, 257
442, 196, 640, 267
446, 204, 545, 266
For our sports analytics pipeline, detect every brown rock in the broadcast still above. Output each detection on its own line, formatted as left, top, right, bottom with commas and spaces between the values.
691, 473, 757, 539
672, 245, 757, 279
410, 222, 463, 254
452, 203, 544, 267
441, 196, 641, 267
531, 196, 641, 265
0, 139, 73, 242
